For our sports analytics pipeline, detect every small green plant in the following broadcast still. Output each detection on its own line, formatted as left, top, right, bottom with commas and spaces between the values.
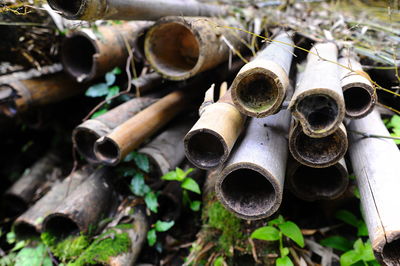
161, 167, 202, 211
384, 115, 400, 144
251, 215, 304, 266
335, 210, 368, 237
147, 220, 175, 247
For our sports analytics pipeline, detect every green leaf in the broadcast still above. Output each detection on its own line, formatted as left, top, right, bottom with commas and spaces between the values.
276, 256, 294, 266
15, 244, 52, 266
106, 85, 120, 100
176, 167, 186, 181
357, 221, 369, 237
11, 241, 27, 252
181, 178, 201, 194
91, 108, 108, 119
353, 187, 360, 199
130, 172, 150, 197
268, 215, 285, 226
279, 221, 305, 248
105, 72, 116, 86
190, 201, 201, 212
112, 67, 122, 75
147, 229, 157, 246
214, 256, 225, 266
360, 241, 375, 262
155, 220, 175, 232
340, 250, 362, 266
133, 152, 149, 173
320, 236, 353, 252
348, 174, 356, 180
335, 210, 359, 228
251, 226, 280, 241
7, 231, 16, 244
161, 171, 179, 181
280, 247, 290, 257
85, 83, 109, 97
145, 192, 158, 213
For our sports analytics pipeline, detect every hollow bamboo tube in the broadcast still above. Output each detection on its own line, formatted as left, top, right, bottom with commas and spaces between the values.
3, 152, 61, 215
0, 73, 86, 117
348, 109, 400, 265
94, 90, 190, 165
289, 42, 345, 138
184, 90, 246, 169
47, 0, 227, 21
13, 167, 93, 239
231, 32, 294, 117
286, 157, 348, 201
215, 110, 291, 220
145, 16, 246, 81
42, 168, 117, 238
73, 97, 157, 164
338, 56, 377, 119
62, 22, 152, 82
288, 119, 348, 168
138, 118, 194, 177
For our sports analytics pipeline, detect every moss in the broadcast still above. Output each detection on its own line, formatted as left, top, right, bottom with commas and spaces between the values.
41, 232, 90, 262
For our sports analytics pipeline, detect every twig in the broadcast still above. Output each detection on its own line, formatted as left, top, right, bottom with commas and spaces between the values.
348, 129, 400, 141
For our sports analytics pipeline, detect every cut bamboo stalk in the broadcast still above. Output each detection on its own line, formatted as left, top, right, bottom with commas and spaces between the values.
47, 0, 227, 21
131, 72, 165, 95
62, 22, 152, 82
231, 32, 294, 117
13, 167, 93, 239
184, 90, 246, 169
3, 152, 61, 216
138, 117, 194, 177
215, 110, 291, 220
145, 16, 245, 81
94, 90, 190, 165
348, 109, 400, 265
42, 168, 117, 238
289, 42, 345, 138
338, 56, 377, 119
0, 73, 86, 117
288, 119, 348, 168
286, 157, 348, 201
73, 97, 157, 164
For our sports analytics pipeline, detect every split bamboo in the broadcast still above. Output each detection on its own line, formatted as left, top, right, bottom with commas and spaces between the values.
289, 42, 345, 138
231, 32, 294, 117
215, 110, 291, 220
348, 109, 400, 265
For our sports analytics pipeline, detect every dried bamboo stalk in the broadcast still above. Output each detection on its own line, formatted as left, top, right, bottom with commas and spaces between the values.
48, 0, 227, 21
131, 72, 165, 95
145, 17, 246, 81
289, 42, 345, 138
231, 32, 294, 117
338, 56, 377, 119
288, 119, 348, 168
348, 109, 400, 265
215, 111, 291, 220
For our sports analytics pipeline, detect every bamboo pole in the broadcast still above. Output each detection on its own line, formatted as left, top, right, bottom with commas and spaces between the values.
215, 110, 291, 220
13, 167, 93, 239
348, 109, 400, 265
231, 32, 294, 117
184, 90, 246, 169
288, 119, 348, 168
286, 157, 348, 201
144, 16, 246, 81
0, 73, 86, 117
62, 22, 152, 82
47, 0, 227, 21
131, 72, 165, 95
42, 168, 117, 238
73, 97, 156, 164
338, 56, 377, 119
289, 42, 345, 138
94, 90, 190, 165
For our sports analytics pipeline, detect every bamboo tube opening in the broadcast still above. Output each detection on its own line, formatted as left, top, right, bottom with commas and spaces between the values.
297, 95, 338, 132
73, 128, 101, 163
62, 34, 96, 80
235, 73, 279, 114
343, 86, 373, 117
146, 22, 200, 77
44, 215, 80, 238
95, 137, 120, 165
14, 222, 39, 239
186, 131, 225, 168
220, 168, 276, 218
48, 0, 81, 17
382, 239, 400, 264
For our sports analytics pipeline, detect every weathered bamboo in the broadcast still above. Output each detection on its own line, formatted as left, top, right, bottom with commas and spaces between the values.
47, 0, 227, 21
131, 72, 165, 95
42, 168, 117, 238
145, 16, 245, 81
338, 56, 377, 119
184, 90, 246, 169
138, 118, 193, 177
73, 97, 157, 164
231, 32, 294, 117
3, 152, 61, 215
62, 22, 152, 82
289, 42, 345, 138
94, 90, 190, 165
215, 110, 291, 220
288, 119, 348, 168
13, 167, 92, 239
286, 157, 348, 201
0, 73, 86, 117
348, 109, 400, 265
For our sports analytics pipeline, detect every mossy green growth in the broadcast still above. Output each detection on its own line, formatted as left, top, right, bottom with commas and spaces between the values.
41, 232, 90, 262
